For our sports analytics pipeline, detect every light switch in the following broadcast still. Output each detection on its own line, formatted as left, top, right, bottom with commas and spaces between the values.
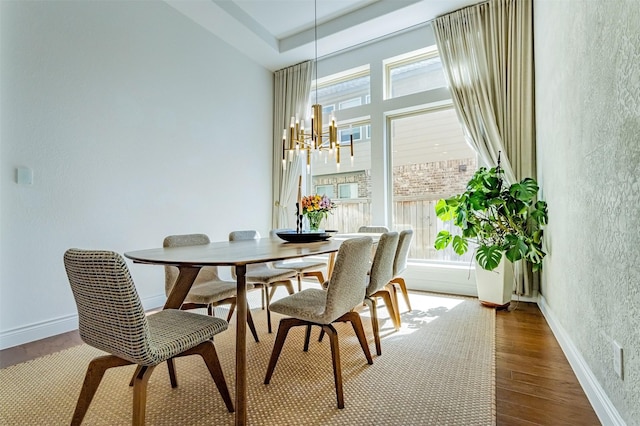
16, 167, 33, 185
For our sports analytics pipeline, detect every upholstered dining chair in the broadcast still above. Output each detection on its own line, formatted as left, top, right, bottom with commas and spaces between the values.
264, 237, 374, 409
389, 229, 414, 314
164, 233, 259, 342
63, 249, 234, 426
228, 230, 296, 333
365, 231, 400, 355
270, 228, 327, 291
358, 225, 390, 233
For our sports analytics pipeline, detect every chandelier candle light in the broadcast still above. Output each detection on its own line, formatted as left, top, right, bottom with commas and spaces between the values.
281, 0, 355, 173
282, 108, 354, 173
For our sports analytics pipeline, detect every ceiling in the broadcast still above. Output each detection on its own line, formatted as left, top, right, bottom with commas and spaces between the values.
165, 0, 483, 71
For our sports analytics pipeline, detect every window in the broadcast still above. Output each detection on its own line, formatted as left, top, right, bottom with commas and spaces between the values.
315, 184, 334, 198
385, 48, 447, 99
322, 105, 335, 115
313, 66, 370, 125
339, 126, 362, 143
390, 108, 476, 262
338, 183, 358, 199
304, 43, 477, 263
339, 97, 362, 110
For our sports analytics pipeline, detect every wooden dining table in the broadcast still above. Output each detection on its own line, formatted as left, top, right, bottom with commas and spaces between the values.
124, 237, 344, 426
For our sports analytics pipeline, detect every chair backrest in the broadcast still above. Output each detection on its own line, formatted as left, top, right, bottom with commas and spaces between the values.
324, 237, 373, 321
163, 234, 221, 296
393, 229, 414, 276
228, 230, 268, 275
63, 249, 156, 365
358, 225, 390, 233
366, 231, 399, 296
229, 230, 260, 241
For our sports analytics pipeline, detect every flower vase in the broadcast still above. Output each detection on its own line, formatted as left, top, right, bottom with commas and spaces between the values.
307, 213, 323, 232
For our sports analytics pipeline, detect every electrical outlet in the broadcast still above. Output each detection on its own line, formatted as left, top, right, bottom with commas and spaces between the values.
613, 341, 624, 379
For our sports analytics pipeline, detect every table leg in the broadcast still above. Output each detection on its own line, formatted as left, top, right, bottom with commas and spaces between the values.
235, 265, 247, 426
163, 266, 201, 309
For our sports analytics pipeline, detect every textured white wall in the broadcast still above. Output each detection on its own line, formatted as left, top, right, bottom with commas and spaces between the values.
535, 0, 640, 423
0, 1, 273, 347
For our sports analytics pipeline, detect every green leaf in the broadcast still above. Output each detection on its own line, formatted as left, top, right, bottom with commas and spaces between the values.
435, 199, 456, 221
531, 201, 548, 226
475, 246, 503, 271
434, 230, 452, 250
504, 234, 527, 262
509, 178, 538, 202
451, 235, 468, 255
526, 243, 546, 267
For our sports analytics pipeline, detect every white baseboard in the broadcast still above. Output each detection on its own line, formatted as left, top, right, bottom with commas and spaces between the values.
538, 295, 626, 426
0, 294, 166, 350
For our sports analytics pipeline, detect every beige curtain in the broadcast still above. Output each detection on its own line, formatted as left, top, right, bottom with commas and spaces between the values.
272, 61, 314, 229
433, 0, 536, 296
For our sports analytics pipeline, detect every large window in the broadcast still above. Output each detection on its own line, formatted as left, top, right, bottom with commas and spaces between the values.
390, 108, 476, 262
305, 46, 476, 264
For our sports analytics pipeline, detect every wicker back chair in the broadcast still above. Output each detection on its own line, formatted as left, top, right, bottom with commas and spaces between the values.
64, 249, 234, 425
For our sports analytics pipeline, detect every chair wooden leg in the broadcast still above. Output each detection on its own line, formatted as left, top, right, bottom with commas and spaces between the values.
303, 324, 312, 352
177, 341, 235, 413
246, 302, 259, 343
226, 300, 237, 322
377, 287, 401, 331
303, 271, 325, 286
72, 355, 132, 426
264, 318, 306, 384
129, 366, 140, 387
268, 284, 277, 301
283, 280, 295, 295
132, 365, 155, 426
389, 284, 402, 326
391, 277, 412, 311
167, 358, 178, 388
297, 274, 303, 292
338, 311, 373, 365
322, 324, 344, 409
365, 298, 382, 356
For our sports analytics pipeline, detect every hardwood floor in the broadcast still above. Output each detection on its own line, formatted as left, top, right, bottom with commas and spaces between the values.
496, 301, 600, 425
0, 300, 601, 425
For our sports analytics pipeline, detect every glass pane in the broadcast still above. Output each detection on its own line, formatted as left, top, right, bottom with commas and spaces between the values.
310, 121, 372, 233
314, 72, 370, 125
315, 184, 334, 198
390, 108, 477, 262
388, 55, 447, 98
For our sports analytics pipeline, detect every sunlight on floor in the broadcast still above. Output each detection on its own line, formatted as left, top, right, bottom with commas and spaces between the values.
265, 279, 466, 338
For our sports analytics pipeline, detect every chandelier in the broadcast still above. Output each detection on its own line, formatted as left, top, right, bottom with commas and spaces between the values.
281, 0, 354, 173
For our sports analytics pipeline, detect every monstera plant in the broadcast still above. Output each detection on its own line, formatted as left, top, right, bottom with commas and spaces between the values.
434, 165, 548, 272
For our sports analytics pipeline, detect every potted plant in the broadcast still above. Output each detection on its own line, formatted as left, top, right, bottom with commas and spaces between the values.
433, 162, 548, 307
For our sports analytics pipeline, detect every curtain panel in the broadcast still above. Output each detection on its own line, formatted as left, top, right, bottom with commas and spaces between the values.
271, 61, 314, 229
433, 0, 537, 296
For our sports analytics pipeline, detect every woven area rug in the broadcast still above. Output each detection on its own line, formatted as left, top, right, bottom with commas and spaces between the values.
0, 291, 495, 425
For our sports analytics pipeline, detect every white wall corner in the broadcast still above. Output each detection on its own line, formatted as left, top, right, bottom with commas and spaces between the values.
538, 295, 627, 426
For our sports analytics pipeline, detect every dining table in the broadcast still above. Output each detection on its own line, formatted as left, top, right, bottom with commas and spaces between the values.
124, 236, 344, 426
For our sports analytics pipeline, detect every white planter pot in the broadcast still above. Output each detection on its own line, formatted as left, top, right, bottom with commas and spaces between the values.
474, 256, 514, 308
